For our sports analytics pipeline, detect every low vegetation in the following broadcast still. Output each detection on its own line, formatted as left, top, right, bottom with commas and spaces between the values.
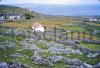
79, 42, 100, 51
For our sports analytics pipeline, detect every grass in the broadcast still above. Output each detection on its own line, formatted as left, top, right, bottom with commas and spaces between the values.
67, 54, 100, 65
64, 54, 100, 65
0, 33, 50, 68
1, 18, 79, 29
40, 51, 55, 58
38, 18, 79, 28
0, 43, 23, 62
96, 33, 100, 39
63, 25, 87, 32
36, 42, 48, 49
0, 35, 100, 68
1, 22, 33, 29
0, 34, 25, 62
54, 61, 70, 68
0, 49, 15, 62
68, 32, 97, 40
0, 19, 100, 67
17, 49, 33, 57
15, 49, 36, 68
78, 42, 100, 51
0, 34, 25, 42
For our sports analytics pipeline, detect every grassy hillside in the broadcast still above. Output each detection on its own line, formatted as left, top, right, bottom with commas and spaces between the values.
0, 5, 40, 18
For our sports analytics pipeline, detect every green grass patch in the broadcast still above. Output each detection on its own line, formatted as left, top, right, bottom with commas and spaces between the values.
79, 42, 100, 51
64, 54, 100, 65
17, 49, 33, 57
40, 51, 55, 58
63, 25, 87, 32
36, 42, 48, 49
54, 61, 70, 68
0, 49, 15, 62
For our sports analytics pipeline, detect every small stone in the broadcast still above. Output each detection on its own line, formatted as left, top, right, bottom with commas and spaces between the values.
34, 58, 53, 66
64, 58, 82, 66
48, 55, 64, 63
10, 53, 23, 58
83, 63, 93, 68
87, 53, 99, 58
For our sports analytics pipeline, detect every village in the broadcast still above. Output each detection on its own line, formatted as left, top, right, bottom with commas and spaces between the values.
0, 13, 26, 22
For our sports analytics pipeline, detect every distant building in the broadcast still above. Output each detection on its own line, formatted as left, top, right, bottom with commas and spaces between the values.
84, 17, 100, 22
7, 14, 26, 22
0, 13, 6, 22
32, 22, 45, 32
0, 14, 5, 20
89, 18, 97, 22
0, 13, 26, 22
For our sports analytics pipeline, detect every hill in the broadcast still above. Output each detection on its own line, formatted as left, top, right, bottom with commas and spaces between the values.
0, 5, 41, 18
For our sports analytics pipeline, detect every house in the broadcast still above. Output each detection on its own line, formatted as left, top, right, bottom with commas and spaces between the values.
89, 18, 97, 22
0, 14, 5, 21
84, 17, 100, 23
7, 14, 26, 22
0, 13, 26, 22
0, 13, 7, 22
32, 22, 45, 32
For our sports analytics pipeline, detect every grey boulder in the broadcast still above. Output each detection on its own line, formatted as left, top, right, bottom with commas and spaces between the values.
0, 62, 8, 68
64, 58, 82, 66
34, 58, 53, 66
48, 55, 64, 63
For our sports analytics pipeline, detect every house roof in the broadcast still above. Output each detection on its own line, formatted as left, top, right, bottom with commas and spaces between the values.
32, 22, 43, 28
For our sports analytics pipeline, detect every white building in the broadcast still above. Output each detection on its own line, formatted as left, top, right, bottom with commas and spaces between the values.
32, 22, 45, 32
7, 14, 26, 21
0, 16, 4, 20
89, 18, 97, 21
0, 13, 26, 22
0, 13, 6, 22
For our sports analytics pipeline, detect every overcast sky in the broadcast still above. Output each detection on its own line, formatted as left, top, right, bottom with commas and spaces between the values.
0, 0, 100, 5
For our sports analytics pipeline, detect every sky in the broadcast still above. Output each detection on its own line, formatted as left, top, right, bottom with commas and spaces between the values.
0, 0, 100, 5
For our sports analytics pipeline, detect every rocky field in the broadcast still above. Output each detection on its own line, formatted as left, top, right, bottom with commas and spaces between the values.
0, 27, 100, 68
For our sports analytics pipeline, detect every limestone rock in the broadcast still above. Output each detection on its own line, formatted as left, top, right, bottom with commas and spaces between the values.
83, 63, 93, 68
34, 58, 53, 66
64, 58, 82, 66
8, 62, 26, 68
48, 55, 64, 63
0, 62, 8, 68
10, 53, 23, 58
87, 53, 99, 58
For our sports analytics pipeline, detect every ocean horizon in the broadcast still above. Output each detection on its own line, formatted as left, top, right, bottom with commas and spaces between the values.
9, 4, 100, 16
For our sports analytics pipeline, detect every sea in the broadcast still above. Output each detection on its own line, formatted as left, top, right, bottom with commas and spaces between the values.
14, 4, 100, 16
